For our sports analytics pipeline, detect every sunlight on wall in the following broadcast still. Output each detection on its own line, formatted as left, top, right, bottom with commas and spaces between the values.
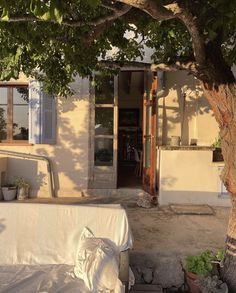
158, 71, 219, 146
0, 75, 90, 198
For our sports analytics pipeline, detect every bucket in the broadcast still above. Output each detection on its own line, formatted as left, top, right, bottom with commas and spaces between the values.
170, 136, 181, 146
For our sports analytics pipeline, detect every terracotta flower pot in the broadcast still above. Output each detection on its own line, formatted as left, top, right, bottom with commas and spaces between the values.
186, 271, 201, 293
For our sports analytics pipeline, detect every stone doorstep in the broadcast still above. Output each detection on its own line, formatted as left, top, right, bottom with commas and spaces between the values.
130, 284, 163, 292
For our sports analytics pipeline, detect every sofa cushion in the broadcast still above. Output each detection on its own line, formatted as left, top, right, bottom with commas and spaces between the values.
74, 227, 120, 292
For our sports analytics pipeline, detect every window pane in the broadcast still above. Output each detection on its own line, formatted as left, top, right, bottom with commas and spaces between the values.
0, 106, 7, 140
13, 87, 28, 104
95, 108, 113, 135
13, 105, 29, 140
13, 87, 29, 140
95, 138, 113, 166
95, 75, 114, 104
0, 88, 7, 104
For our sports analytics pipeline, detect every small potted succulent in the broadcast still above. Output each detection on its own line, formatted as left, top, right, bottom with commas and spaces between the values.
1, 183, 17, 201
15, 177, 30, 200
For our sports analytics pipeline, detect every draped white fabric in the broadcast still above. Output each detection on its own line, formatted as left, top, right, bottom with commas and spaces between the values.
0, 264, 90, 293
0, 203, 133, 265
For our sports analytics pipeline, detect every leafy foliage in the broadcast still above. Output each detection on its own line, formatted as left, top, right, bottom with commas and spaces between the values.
14, 177, 30, 189
0, 0, 234, 94
186, 250, 216, 275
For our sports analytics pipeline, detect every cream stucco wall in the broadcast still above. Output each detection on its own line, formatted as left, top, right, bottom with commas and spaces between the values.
158, 148, 230, 206
158, 71, 219, 146
0, 75, 91, 198
0, 69, 226, 200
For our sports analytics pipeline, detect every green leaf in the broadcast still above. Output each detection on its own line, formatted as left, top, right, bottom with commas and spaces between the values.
168, 30, 175, 38
50, 0, 63, 24
85, 0, 101, 8
1, 6, 9, 21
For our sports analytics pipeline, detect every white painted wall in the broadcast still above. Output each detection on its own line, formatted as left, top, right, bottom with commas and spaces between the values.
158, 148, 230, 206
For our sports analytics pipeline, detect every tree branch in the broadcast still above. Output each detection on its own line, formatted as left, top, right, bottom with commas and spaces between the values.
2, 4, 131, 27
167, 3, 206, 66
115, 0, 177, 20
115, 0, 206, 66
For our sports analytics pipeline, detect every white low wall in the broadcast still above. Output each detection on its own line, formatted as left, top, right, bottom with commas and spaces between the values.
157, 147, 230, 206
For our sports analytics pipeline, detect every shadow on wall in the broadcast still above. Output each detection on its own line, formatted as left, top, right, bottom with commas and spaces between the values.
158, 72, 213, 145
35, 83, 90, 197
7, 158, 46, 197
0, 218, 6, 233
160, 176, 178, 188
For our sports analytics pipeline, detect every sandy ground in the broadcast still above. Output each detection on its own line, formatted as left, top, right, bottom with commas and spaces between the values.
127, 205, 229, 266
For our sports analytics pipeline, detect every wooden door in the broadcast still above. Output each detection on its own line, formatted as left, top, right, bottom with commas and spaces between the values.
142, 72, 157, 197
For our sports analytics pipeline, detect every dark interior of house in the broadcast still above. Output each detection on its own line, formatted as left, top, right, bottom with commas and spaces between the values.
117, 71, 144, 188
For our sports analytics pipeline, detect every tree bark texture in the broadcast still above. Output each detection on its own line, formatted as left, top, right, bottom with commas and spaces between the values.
203, 81, 236, 292
202, 82, 236, 194
223, 197, 236, 292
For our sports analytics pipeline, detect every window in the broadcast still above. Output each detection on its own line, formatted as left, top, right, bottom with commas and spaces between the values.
0, 85, 29, 142
94, 75, 115, 166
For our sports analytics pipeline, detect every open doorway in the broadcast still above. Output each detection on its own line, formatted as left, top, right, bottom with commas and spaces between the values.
117, 71, 144, 188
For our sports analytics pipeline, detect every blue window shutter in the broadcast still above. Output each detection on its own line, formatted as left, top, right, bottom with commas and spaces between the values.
29, 80, 56, 144
29, 80, 42, 144
41, 91, 56, 144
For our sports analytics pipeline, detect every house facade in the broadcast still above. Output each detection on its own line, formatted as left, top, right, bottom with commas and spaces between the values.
0, 68, 231, 206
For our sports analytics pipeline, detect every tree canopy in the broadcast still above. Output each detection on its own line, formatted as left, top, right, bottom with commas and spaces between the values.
0, 0, 235, 94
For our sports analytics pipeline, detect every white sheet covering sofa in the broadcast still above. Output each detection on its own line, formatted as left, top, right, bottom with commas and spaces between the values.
0, 203, 133, 292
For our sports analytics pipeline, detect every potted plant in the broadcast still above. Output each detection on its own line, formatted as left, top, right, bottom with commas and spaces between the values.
212, 137, 224, 162
15, 177, 30, 200
185, 250, 215, 293
1, 184, 17, 201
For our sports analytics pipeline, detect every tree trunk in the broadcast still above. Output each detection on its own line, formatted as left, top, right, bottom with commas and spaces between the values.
223, 197, 236, 292
202, 81, 236, 292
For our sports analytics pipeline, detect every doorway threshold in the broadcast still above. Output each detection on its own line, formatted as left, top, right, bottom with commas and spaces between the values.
86, 188, 147, 198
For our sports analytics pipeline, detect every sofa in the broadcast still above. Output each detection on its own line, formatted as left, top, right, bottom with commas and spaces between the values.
0, 202, 133, 292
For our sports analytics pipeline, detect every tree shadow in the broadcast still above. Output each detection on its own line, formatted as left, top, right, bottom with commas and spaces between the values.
158, 72, 214, 146
35, 78, 91, 197
0, 218, 6, 233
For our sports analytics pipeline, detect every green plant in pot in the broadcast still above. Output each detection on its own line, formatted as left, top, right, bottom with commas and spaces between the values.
212, 136, 224, 162
15, 177, 30, 200
185, 250, 216, 293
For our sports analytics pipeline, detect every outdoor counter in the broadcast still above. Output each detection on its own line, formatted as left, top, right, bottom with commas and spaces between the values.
156, 146, 230, 206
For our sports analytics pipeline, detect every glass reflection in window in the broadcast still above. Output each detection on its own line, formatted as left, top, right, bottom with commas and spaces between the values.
94, 138, 113, 166
13, 87, 29, 140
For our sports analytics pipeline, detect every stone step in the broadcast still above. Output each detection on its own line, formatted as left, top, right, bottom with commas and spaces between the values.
130, 284, 163, 292
130, 257, 185, 289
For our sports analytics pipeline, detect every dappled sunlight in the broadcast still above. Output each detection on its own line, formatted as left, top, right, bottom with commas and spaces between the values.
157, 71, 218, 146
35, 79, 90, 197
